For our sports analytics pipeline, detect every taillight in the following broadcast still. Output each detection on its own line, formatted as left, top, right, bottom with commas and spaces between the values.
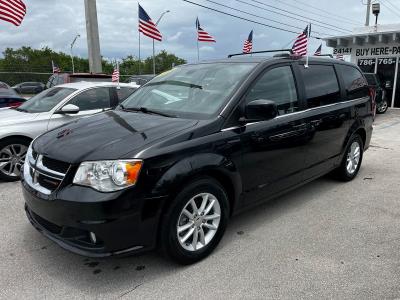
368, 87, 376, 117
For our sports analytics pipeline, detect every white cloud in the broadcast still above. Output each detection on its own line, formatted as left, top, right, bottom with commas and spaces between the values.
168, 32, 183, 42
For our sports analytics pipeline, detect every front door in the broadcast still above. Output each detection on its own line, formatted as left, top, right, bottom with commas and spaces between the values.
238, 64, 309, 205
48, 87, 112, 130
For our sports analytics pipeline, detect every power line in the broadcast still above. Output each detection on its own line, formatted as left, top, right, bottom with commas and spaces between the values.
234, 0, 350, 35
380, 0, 400, 18
244, 0, 352, 33
202, 0, 329, 36
182, 0, 322, 38
272, 0, 361, 26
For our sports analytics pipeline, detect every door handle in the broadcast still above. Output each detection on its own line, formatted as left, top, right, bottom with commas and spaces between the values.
269, 123, 307, 141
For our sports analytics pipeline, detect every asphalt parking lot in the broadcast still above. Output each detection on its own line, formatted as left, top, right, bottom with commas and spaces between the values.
1, 111, 400, 300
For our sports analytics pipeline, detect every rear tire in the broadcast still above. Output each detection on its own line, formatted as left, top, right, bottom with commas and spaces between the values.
0, 137, 30, 181
160, 177, 230, 265
335, 134, 363, 181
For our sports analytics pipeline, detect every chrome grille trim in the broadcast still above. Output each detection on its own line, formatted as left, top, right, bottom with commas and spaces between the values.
24, 147, 68, 195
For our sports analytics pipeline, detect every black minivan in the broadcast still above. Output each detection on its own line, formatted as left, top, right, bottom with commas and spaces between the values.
22, 55, 373, 264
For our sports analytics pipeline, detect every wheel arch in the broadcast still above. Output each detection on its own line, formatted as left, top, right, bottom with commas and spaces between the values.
0, 135, 33, 145
153, 153, 242, 218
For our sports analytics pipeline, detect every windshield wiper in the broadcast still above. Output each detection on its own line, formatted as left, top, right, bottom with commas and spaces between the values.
147, 80, 202, 90
122, 106, 176, 118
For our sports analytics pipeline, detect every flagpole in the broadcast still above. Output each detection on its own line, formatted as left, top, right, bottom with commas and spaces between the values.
117, 61, 120, 89
197, 39, 200, 62
305, 23, 311, 68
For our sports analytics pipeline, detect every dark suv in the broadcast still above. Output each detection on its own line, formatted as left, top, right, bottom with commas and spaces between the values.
22, 56, 373, 264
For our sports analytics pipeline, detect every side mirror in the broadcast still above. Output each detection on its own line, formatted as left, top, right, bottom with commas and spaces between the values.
56, 104, 80, 115
241, 99, 278, 123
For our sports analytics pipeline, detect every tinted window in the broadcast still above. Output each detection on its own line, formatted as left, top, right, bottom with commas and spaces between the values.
246, 66, 298, 115
68, 87, 110, 111
340, 65, 369, 100
364, 74, 377, 86
300, 64, 341, 108
116, 87, 137, 103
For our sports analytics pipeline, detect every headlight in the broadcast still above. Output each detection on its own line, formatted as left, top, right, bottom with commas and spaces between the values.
73, 160, 143, 192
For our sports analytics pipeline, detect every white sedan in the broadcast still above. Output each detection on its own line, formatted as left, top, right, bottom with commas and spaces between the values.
0, 82, 139, 181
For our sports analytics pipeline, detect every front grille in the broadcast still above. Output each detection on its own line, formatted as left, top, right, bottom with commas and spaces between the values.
37, 174, 62, 191
42, 156, 70, 174
25, 148, 70, 195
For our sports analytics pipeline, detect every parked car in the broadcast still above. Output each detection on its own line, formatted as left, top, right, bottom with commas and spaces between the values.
21, 56, 373, 264
0, 81, 11, 89
12, 82, 45, 94
0, 82, 138, 181
364, 73, 388, 114
46, 73, 113, 89
0, 84, 26, 108
128, 74, 155, 85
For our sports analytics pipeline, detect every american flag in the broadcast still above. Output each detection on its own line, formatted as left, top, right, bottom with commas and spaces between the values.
112, 63, 120, 83
196, 18, 216, 42
52, 61, 60, 74
243, 30, 253, 54
292, 25, 309, 56
336, 53, 344, 60
138, 4, 162, 41
0, 0, 26, 26
314, 44, 322, 56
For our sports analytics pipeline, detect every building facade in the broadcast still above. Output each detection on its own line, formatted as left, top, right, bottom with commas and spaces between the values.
324, 24, 400, 108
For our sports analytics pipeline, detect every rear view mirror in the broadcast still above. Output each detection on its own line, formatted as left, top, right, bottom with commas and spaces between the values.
241, 99, 278, 123
56, 104, 80, 115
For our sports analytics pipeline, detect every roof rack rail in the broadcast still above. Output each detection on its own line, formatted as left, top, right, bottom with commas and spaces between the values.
228, 49, 293, 58
317, 54, 334, 58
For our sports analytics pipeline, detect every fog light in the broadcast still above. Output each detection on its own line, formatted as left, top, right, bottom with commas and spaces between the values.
89, 232, 97, 244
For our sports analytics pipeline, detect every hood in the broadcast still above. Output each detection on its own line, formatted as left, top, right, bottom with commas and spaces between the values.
33, 110, 198, 163
0, 109, 39, 125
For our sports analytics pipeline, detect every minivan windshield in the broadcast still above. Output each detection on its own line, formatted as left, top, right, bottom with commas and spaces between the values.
17, 87, 76, 113
121, 63, 256, 119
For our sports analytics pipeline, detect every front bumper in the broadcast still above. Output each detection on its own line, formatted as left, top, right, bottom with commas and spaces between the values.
22, 180, 167, 257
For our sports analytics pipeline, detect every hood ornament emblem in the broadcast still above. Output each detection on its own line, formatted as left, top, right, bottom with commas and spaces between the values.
57, 128, 73, 139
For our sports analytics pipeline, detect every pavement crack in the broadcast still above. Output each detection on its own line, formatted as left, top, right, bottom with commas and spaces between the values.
118, 283, 143, 298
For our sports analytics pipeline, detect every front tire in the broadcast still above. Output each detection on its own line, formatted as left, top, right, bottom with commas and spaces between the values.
376, 99, 388, 114
0, 138, 30, 181
160, 177, 230, 265
335, 134, 363, 181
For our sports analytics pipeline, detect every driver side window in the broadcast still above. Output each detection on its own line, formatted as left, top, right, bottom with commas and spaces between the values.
68, 87, 111, 111
246, 66, 299, 115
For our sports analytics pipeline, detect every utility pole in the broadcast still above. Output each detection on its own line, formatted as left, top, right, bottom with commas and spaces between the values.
84, 0, 102, 73
365, 0, 371, 26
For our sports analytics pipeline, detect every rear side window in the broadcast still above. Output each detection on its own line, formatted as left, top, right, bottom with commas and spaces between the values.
339, 65, 369, 100
300, 64, 341, 108
246, 66, 298, 115
68, 87, 111, 111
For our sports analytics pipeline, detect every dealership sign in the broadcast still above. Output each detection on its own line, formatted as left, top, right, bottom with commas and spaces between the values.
333, 46, 400, 57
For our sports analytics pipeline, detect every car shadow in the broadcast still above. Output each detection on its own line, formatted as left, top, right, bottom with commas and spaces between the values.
22, 175, 342, 297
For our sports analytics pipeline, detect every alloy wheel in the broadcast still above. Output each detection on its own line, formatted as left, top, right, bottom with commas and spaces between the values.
177, 193, 221, 252
377, 101, 388, 113
346, 141, 361, 175
0, 144, 28, 178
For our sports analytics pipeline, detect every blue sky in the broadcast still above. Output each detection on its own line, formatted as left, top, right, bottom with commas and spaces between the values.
1, 0, 400, 62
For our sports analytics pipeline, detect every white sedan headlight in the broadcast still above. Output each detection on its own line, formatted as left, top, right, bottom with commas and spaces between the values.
73, 160, 143, 192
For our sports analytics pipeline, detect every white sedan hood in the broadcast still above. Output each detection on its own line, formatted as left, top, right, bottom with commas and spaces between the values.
0, 109, 39, 125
